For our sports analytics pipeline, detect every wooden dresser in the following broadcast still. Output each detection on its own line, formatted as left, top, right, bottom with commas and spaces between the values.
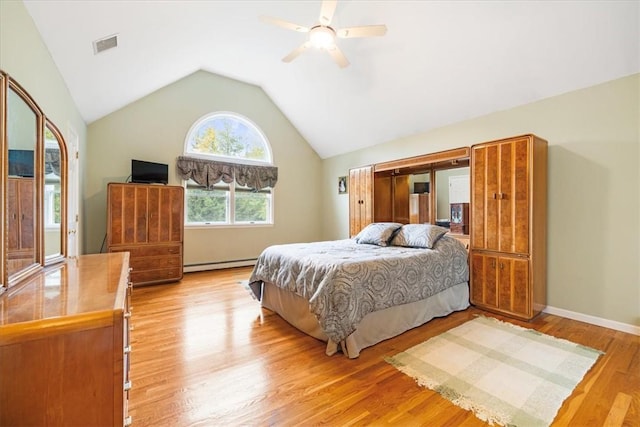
470, 134, 547, 320
107, 182, 184, 286
0, 253, 132, 426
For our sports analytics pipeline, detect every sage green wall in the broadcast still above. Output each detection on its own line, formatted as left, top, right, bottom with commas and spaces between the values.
86, 70, 323, 263
0, 0, 87, 254
322, 74, 639, 327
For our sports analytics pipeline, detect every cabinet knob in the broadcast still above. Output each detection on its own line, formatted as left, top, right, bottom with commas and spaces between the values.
124, 380, 132, 391
124, 416, 133, 426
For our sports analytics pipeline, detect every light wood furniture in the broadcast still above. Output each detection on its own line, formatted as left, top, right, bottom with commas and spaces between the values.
409, 194, 430, 224
348, 166, 373, 237
470, 134, 547, 320
7, 177, 35, 264
348, 147, 471, 237
107, 183, 184, 286
0, 253, 132, 426
128, 267, 635, 426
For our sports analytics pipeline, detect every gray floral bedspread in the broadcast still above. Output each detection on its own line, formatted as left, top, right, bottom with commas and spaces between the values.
248, 236, 469, 343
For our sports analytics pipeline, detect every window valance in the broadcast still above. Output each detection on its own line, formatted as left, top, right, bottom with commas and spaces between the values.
177, 156, 277, 191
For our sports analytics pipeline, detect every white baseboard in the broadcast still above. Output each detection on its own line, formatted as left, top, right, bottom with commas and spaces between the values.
543, 305, 640, 336
184, 259, 257, 273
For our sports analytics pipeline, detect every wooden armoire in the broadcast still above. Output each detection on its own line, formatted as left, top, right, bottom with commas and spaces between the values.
107, 182, 184, 286
470, 134, 547, 320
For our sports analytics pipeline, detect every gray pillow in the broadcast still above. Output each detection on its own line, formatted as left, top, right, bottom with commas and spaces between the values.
390, 224, 449, 249
355, 222, 403, 246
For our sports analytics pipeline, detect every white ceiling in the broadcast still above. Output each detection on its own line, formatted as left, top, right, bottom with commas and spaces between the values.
23, 0, 639, 159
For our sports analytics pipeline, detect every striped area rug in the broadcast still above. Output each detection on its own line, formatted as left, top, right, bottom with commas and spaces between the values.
386, 316, 603, 426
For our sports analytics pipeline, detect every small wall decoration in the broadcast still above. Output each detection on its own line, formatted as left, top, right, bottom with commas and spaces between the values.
338, 176, 348, 194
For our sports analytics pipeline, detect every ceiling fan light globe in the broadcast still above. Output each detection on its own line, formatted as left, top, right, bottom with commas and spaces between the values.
309, 26, 335, 49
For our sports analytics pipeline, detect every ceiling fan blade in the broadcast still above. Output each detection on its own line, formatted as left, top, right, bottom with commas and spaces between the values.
337, 25, 387, 38
326, 44, 350, 68
319, 0, 337, 26
260, 15, 309, 33
282, 41, 312, 63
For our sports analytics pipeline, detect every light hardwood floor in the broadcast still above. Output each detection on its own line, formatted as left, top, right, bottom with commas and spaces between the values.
128, 267, 639, 426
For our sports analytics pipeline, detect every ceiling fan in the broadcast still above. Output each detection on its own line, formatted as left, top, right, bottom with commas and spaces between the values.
260, 0, 387, 68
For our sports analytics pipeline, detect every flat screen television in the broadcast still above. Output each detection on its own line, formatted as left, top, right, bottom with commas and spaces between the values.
8, 149, 35, 177
131, 159, 168, 184
414, 182, 429, 193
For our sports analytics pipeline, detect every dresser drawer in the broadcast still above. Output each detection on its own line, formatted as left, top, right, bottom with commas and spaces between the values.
110, 244, 181, 258
130, 267, 183, 285
129, 255, 182, 271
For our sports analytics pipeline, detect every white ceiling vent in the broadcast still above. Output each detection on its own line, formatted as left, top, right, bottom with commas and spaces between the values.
92, 34, 118, 54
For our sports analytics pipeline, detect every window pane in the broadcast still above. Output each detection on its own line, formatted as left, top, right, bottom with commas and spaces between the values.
235, 188, 269, 223
186, 113, 270, 163
186, 187, 228, 223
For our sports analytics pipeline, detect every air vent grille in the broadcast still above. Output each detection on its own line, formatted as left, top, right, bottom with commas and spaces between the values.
93, 34, 118, 54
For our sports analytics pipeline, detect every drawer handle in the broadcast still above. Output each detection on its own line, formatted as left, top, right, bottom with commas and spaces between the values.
124, 380, 132, 392
124, 345, 132, 354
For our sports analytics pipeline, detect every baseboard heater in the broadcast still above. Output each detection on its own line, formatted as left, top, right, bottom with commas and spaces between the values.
184, 258, 257, 273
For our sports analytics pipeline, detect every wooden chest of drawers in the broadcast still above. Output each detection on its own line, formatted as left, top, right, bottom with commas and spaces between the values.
0, 253, 133, 426
107, 183, 184, 286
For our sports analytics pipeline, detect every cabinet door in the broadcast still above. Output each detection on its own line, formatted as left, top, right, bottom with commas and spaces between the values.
349, 166, 373, 237
497, 256, 530, 317
147, 186, 183, 244
18, 179, 35, 250
470, 252, 499, 309
471, 251, 530, 318
392, 175, 410, 223
7, 178, 20, 251
374, 175, 392, 222
108, 184, 148, 245
471, 137, 530, 254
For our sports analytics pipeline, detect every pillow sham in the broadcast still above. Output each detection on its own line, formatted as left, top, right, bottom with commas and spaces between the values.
390, 223, 449, 249
354, 222, 403, 246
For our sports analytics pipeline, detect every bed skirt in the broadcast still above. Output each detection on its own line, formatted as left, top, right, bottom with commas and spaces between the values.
257, 281, 470, 358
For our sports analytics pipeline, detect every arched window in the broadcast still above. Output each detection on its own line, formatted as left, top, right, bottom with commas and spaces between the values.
181, 112, 275, 226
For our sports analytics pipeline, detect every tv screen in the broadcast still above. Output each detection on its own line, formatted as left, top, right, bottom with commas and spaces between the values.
414, 182, 429, 193
8, 149, 35, 177
131, 159, 168, 184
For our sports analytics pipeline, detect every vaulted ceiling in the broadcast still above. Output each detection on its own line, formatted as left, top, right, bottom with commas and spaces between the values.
23, 1, 639, 159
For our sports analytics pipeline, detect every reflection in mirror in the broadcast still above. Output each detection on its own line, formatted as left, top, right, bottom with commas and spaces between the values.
44, 122, 66, 263
6, 85, 38, 277
435, 167, 470, 231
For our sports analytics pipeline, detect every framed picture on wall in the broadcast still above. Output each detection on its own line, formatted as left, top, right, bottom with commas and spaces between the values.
338, 176, 348, 194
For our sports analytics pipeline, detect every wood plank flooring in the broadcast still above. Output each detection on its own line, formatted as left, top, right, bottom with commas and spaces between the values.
128, 267, 639, 426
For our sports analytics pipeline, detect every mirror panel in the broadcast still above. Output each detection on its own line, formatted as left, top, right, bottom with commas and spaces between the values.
6, 85, 38, 278
435, 166, 470, 226
44, 121, 67, 263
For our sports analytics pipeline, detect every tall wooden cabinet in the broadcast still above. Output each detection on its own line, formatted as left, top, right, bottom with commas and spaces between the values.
107, 183, 184, 286
470, 134, 547, 320
349, 166, 373, 237
0, 253, 132, 426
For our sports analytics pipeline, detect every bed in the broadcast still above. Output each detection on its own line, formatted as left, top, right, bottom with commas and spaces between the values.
248, 223, 470, 358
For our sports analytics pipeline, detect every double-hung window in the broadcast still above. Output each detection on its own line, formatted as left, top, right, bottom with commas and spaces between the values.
182, 112, 275, 226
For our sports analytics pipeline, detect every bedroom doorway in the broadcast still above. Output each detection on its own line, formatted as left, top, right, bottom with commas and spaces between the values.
66, 125, 79, 258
